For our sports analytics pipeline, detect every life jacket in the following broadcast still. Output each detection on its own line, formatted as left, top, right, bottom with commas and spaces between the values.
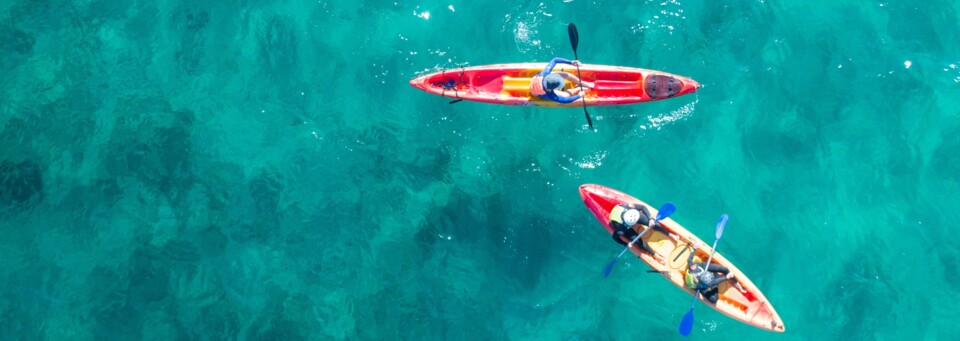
608, 204, 627, 225
684, 271, 698, 289
530, 75, 547, 95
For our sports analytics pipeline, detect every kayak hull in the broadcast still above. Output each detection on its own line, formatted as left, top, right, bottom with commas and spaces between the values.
409, 63, 699, 107
579, 184, 786, 333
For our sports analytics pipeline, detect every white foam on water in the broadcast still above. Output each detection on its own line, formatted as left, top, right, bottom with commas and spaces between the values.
641, 97, 698, 131
503, 3, 552, 53
575, 150, 607, 169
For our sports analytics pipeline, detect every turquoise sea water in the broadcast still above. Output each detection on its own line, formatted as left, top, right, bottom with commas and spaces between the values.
2, 0, 959, 339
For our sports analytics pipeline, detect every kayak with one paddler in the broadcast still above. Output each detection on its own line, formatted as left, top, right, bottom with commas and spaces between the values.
409, 63, 700, 107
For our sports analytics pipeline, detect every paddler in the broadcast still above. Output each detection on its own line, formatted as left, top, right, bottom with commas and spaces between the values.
530, 57, 595, 104
609, 203, 676, 265
685, 240, 749, 304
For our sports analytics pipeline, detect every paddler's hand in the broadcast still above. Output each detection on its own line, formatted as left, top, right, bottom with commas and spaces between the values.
692, 240, 701, 249
571, 60, 582, 67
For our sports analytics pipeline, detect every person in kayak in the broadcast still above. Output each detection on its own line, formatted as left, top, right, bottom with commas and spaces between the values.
609, 203, 675, 265
685, 241, 748, 304
530, 57, 595, 104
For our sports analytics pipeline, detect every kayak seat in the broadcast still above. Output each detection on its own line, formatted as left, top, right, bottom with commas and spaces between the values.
667, 244, 689, 269
501, 76, 534, 97
646, 230, 677, 257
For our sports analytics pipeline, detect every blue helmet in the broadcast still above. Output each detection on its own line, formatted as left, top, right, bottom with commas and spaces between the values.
543, 73, 565, 90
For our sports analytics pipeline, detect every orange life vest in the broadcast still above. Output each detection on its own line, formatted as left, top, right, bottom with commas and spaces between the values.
530, 75, 547, 95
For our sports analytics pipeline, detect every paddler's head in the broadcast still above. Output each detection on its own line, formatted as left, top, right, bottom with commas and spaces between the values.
697, 271, 715, 286
543, 73, 565, 91
623, 209, 641, 227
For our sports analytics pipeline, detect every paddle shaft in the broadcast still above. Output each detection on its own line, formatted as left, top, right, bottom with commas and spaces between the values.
571, 56, 591, 126
679, 214, 728, 336
701, 240, 721, 277
567, 23, 593, 129
688, 238, 721, 309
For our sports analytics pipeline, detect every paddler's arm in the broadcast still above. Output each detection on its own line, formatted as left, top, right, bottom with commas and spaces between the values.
687, 242, 700, 269
539, 57, 574, 76
620, 233, 635, 246
610, 221, 631, 245
705, 274, 731, 288
637, 205, 668, 233
553, 94, 583, 104
539, 91, 582, 104
638, 204, 652, 219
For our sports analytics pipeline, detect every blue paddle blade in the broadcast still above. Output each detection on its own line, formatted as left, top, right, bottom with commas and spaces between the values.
655, 202, 677, 221
679, 309, 695, 336
716, 214, 729, 239
602, 260, 616, 278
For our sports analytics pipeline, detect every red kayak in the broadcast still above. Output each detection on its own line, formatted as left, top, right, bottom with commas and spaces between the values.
409, 63, 699, 107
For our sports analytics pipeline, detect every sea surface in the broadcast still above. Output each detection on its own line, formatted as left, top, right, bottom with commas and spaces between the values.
2, 0, 959, 339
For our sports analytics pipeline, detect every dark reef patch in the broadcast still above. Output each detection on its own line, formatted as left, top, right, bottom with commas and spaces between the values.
0, 160, 44, 210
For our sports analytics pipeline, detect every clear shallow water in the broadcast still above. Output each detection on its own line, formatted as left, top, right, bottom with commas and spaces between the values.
1, 0, 958, 339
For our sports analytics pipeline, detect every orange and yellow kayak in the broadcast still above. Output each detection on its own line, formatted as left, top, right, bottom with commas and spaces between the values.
409, 63, 699, 107
579, 184, 785, 333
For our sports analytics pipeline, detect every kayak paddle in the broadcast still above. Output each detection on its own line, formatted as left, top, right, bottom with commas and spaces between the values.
602, 202, 676, 278
567, 23, 593, 130
678, 214, 728, 336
